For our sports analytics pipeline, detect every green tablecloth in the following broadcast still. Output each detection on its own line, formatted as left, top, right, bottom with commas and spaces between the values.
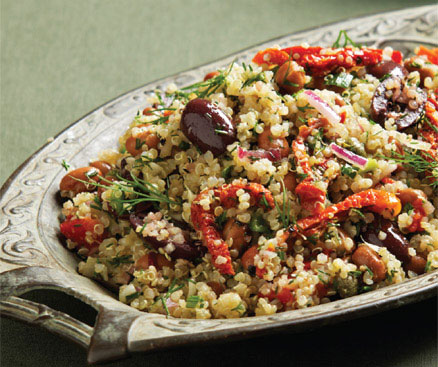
1, 0, 437, 365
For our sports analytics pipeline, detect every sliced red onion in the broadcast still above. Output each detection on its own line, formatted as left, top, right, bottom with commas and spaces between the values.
237, 147, 281, 162
330, 143, 377, 171
303, 90, 341, 125
166, 297, 179, 310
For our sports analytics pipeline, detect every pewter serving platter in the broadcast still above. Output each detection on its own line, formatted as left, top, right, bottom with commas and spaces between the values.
1, 6, 437, 365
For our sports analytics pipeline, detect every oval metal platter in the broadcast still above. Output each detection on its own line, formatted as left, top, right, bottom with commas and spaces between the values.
1, 5, 437, 365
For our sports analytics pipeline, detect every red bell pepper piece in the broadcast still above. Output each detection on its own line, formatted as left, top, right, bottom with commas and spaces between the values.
60, 217, 107, 250
253, 45, 403, 76
416, 46, 438, 65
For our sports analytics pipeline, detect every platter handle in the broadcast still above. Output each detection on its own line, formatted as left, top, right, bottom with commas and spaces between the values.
0, 266, 142, 364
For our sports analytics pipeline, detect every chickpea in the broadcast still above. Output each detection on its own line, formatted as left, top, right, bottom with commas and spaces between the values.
257, 127, 290, 158
405, 255, 426, 275
223, 218, 248, 254
59, 166, 101, 196
397, 188, 426, 206
282, 172, 297, 193
135, 253, 174, 271
154, 253, 174, 270
274, 61, 306, 94
204, 71, 220, 81
352, 245, 386, 282
90, 161, 112, 176
126, 131, 160, 156
207, 281, 225, 297
241, 245, 258, 271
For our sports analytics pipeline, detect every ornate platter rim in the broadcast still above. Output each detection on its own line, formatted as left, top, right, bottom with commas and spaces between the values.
1, 5, 437, 364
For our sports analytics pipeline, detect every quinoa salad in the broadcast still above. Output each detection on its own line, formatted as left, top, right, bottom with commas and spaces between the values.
59, 32, 438, 319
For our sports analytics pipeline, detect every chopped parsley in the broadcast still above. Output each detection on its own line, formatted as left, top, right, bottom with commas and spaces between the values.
324, 72, 354, 88
341, 164, 358, 178
249, 213, 271, 235
221, 165, 234, 180
61, 160, 70, 171
126, 292, 141, 302
403, 202, 414, 216
424, 261, 431, 272
215, 211, 228, 230
178, 141, 191, 150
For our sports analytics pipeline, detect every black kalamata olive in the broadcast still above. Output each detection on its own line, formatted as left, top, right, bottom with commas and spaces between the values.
181, 98, 236, 156
368, 60, 407, 80
370, 76, 426, 130
362, 216, 410, 263
129, 212, 203, 261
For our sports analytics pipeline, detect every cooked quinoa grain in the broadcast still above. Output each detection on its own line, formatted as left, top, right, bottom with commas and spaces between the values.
59, 34, 438, 319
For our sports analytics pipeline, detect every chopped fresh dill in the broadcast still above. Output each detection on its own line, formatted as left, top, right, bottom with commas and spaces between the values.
215, 211, 227, 230
241, 71, 266, 89
186, 295, 204, 308
71, 173, 181, 215
108, 254, 134, 267
379, 149, 438, 190
274, 179, 291, 228
174, 62, 235, 99
157, 278, 187, 316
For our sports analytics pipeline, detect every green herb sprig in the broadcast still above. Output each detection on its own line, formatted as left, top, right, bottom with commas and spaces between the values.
379, 149, 438, 190
332, 30, 361, 48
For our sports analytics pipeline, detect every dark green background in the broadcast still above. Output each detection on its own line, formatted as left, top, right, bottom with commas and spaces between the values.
1, 0, 437, 366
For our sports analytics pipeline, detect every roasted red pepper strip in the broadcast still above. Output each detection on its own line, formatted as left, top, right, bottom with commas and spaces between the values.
416, 46, 438, 65
191, 181, 274, 275
285, 189, 402, 239
292, 119, 326, 215
60, 217, 107, 251
253, 46, 402, 76
252, 48, 290, 67
420, 91, 438, 187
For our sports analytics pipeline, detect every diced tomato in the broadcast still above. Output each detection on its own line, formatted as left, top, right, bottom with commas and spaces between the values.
304, 261, 311, 270
381, 177, 395, 185
416, 46, 438, 65
261, 286, 295, 305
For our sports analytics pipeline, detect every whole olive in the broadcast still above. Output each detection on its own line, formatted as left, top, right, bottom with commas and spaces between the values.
362, 216, 410, 263
181, 98, 236, 156
368, 60, 407, 80
370, 76, 426, 130
129, 211, 203, 261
